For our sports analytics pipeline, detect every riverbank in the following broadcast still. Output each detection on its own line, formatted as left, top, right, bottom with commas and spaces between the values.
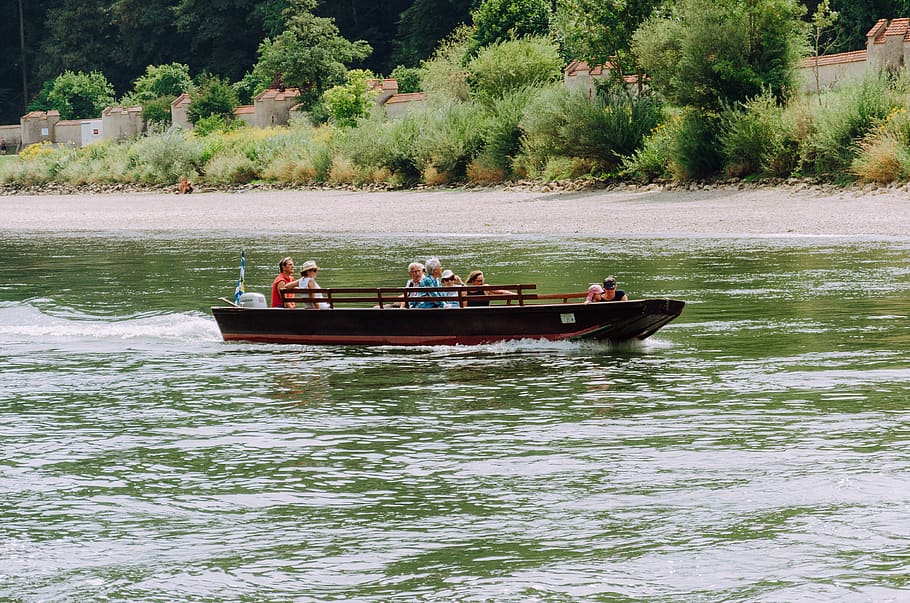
2, 182, 908, 236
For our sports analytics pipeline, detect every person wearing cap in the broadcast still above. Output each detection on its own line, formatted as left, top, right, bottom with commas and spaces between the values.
298, 260, 329, 308
271, 256, 303, 308
439, 269, 463, 307
586, 276, 628, 304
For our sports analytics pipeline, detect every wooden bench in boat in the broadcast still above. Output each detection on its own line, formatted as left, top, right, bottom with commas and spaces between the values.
279, 284, 591, 309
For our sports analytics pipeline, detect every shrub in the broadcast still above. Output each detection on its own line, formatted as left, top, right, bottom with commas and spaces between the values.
851, 132, 910, 183
520, 86, 663, 173
340, 114, 422, 182
188, 75, 239, 123
322, 69, 376, 128
482, 87, 535, 172
413, 101, 486, 178
799, 73, 907, 177
467, 152, 507, 183
127, 128, 205, 184
622, 113, 679, 181
390, 66, 423, 93
467, 37, 561, 106
421, 26, 472, 103
719, 91, 796, 178
142, 96, 175, 126
667, 109, 723, 179
203, 151, 259, 184
193, 115, 244, 137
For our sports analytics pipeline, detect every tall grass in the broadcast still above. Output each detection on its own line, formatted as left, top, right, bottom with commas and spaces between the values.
799, 73, 909, 178
520, 86, 663, 175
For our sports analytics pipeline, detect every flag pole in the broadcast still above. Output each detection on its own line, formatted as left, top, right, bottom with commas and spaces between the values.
233, 248, 245, 304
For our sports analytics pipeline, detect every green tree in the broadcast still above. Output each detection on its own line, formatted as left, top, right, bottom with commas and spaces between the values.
390, 66, 423, 93
126, 63, 193, 104
552, 0, 661, 90
187, 74, 238, 123
34, 70, 116, 120
470, 0, 552, 50
632, 0, 808, 110
322, 69, 376, 127
251, 0, 372, 108
393, 0, 473, 66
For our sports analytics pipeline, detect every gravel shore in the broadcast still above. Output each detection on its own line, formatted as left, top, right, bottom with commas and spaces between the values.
2, 184, 909, 236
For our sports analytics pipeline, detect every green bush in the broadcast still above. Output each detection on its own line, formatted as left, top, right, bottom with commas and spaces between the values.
413, 101, 487, 178
340, 114, 422, 181
390, 66, 423, 93
520, 86, 663, 173
125, 63, 192, 104
34, 70, 115, 120
127, 128, 205, 184
799, 73, 907, 177
668, 110, 723, 179
470, 0, 552, 50
141, 96, 176, 126
466, 37, 561, 106
193, 115, 244, 137
322, 69, 376, 128
719, 91, 797, 178
482, 87, 535, 171
622, 112, 679, 181
188, 75, 240, 124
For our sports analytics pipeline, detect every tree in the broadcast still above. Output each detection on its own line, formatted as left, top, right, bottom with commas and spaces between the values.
250, 0, 372, 108
126, 63, 193, 104
467, 37, 562, 105
187, 74, 238, 123
552, 0, 662, 90
470, 0, 552, 51
322, 69, 376, 127
632, 0, 808, 110
393, 0, 473, 66
33, 70, 116, 120
808, 0, 840, 96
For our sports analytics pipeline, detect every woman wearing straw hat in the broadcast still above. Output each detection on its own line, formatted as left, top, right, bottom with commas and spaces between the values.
298, 260, 329, 308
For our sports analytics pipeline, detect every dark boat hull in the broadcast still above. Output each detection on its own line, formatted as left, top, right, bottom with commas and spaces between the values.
210, 299, 685, 346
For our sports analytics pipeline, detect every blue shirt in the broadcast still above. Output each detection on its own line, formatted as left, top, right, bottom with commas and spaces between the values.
416, 275, 443, 308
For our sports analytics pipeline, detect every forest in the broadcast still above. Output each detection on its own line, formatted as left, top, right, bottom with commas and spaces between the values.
4, 0, 910, 124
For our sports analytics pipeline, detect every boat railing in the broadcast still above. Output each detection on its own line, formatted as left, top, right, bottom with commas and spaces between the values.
280, 283, 551, 309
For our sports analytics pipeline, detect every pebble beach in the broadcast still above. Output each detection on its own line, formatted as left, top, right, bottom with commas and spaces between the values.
2, 184, 909, 236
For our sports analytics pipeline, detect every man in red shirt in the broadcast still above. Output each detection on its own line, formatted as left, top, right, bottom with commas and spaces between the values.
271, 256, 301, 308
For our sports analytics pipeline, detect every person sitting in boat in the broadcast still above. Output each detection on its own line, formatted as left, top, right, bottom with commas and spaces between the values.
272, 256, 303, 308
464, 270, 516, 306
298, 260, 330, 308
585, 276, 628, 304
440, 269, 462, 307
394, 261, 425, 308
415, 257, 445, 308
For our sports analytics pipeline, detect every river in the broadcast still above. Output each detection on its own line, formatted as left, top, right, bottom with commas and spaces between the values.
1, 232, 908, 601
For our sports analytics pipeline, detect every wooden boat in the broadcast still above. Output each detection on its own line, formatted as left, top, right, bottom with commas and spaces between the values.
211, 284, 685, 346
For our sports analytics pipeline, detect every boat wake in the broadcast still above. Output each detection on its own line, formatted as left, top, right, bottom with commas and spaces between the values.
0, 302, 221, 346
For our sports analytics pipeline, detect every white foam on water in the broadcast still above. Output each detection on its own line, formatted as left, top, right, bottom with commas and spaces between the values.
0, 302, 222, 345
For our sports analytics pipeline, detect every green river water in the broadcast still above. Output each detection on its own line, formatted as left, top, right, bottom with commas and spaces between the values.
1, 232, 908, 601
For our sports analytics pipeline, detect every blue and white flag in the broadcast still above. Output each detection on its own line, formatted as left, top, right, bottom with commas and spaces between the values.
233, 248, 245, 304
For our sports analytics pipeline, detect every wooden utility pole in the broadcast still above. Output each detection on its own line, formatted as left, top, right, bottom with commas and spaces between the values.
18, 0, 28, 112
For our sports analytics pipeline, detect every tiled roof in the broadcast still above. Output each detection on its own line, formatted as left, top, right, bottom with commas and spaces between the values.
867, 18, 889, 40
385, 92, 426, 104
55, 119, 85, 126
171, 93, 191, 108
800, 49, 867, 67
22, 110, 60, 119
233, 105, 254, 115
368, 78, 399, 92
564, 59, 617, 77
254, 88, 301, 102
103, 106, 142, 115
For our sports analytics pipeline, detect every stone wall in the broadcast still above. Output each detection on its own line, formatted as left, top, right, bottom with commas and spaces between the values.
0, 124, 21, 153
